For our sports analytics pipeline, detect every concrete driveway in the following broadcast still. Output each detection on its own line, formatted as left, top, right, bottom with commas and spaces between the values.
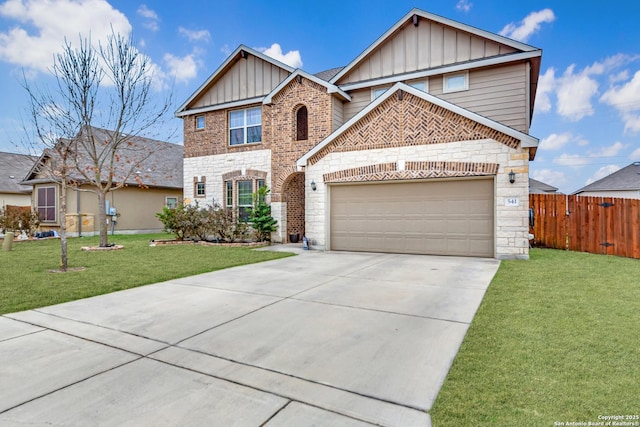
0, 247, 499, 427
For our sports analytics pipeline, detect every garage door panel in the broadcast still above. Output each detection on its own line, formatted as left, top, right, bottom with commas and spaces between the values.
330, 180, 494, 257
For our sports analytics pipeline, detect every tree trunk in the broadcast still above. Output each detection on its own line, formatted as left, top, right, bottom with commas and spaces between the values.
97, 190, 109, 247
59, 180, 68, 271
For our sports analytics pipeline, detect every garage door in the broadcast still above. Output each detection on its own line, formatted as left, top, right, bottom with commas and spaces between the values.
330, 179, 494, 257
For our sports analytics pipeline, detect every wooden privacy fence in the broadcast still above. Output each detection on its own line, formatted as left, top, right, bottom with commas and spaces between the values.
529, 194, 640, 259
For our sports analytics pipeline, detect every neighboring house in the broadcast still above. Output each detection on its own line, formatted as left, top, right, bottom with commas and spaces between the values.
573, 162, 640, 199
22, 127, 183, 236
176, 8, 542, 259
529, 178, 559, 194
0, 151, 38, 208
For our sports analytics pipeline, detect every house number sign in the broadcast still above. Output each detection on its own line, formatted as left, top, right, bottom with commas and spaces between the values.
505, 197, 520, 207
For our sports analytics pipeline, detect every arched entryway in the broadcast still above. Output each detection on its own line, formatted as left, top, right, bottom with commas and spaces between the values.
282, 172, 305, 243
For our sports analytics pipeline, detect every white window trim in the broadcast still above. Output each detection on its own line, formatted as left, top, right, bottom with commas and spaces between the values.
371, 86, 390, 101
195, 115, 205, 130
229, 107, 262, 146
409, 79, 429, 93
443, 71, 469, 93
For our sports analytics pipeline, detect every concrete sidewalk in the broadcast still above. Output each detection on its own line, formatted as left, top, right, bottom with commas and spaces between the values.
0, 247, 499, 426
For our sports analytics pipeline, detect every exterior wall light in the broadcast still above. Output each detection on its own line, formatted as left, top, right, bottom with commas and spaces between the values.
509, 170, 516, 184
310, 180, 317, 191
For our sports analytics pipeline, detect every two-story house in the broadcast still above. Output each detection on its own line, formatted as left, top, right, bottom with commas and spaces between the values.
176, 8, 541, 259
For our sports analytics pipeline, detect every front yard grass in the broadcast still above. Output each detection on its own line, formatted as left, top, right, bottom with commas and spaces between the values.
0, 233, 293, 315
431, 248, 640, 426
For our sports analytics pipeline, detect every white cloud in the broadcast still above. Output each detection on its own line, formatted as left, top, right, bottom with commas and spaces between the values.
178, 27, 210, 43
0, 0, 131, 72
499, 9, 555, 42
585, 164, 621, 185
630, 147, 640, 160
220, 44, 232, 56
609, 70, 629, 84
137, 4, 159, 32
592, 141, 625, 157
258, 43, 302, 68
531, 168, 567, 189
163, 53, 197, 83
540, 132, 572, 150
536, 68, 555, 112
600, 69, 640, 134
456, 0, 472, 13
556, 64, 599, 121
553, 153, 593, 168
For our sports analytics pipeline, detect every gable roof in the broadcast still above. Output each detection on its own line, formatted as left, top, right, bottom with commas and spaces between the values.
529, 178, 558, 194
0, 151, 38, 195
573, 162, 640, 194
330, 8, 541, 85
23, 127, 183, 189
263, 69, 351, 104
175, 45, 294, 117
297, 82, 538, 167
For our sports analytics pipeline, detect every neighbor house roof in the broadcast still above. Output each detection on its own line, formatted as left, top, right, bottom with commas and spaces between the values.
573, 162, 640, 194
297, 82, 539, 167
529, 178, 558, 194
0, 151, 38, 194
23, 126, 183, 189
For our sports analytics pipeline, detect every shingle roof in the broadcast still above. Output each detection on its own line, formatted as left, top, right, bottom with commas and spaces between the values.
0, 151, 38, 194
23, 126, 183, 189
574, 162, 640, 193
314, 67, 344, 82
529, 178, 558, 194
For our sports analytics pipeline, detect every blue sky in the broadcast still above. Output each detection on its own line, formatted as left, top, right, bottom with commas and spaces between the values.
1, 0, 639, 193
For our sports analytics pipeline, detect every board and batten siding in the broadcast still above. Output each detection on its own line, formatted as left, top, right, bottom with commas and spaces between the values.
343, 63, 528, 133
192, 55, 290, 108
337, 20, 517, 85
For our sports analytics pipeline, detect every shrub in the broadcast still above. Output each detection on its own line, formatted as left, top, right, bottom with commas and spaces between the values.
0, 206, 40, 236
156, 201, 248, 242
248, 186, 278, 242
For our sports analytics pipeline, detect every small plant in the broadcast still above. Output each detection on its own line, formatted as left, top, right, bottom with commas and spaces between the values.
248, 186, 278, 242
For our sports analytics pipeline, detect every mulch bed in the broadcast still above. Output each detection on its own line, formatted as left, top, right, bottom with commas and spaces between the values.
149, 239, 267, 248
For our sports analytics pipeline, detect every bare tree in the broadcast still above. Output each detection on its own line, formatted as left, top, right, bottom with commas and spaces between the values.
23, 31, 173, 249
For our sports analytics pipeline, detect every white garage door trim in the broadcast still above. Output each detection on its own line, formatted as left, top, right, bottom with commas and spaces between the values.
328, 178, 495, 257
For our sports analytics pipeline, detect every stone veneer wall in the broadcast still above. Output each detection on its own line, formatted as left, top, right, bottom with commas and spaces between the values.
305, 140, 530, 259
182, 149, 271, 205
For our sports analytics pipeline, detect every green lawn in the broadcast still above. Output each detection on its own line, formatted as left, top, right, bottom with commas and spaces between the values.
431, 248, 640, 426
0, 233, 293, 315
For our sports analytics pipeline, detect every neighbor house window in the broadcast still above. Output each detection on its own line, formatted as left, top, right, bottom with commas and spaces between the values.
165, 197, 178, 209
194, 176, 206, 198
237, 180, 253, 220
443, 71, 469, 93
195, 115, 205, 130
296, 106, 308, 140
37, 186, 57, 222
229, 107, 262, 145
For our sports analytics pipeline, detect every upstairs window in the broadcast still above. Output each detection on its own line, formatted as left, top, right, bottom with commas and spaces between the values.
195, 115, 205, 130
443, 71, 469, 93
229, 107, 262, 145
296, 106, 308, 140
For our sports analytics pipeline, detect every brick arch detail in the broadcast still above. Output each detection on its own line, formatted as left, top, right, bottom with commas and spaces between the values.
271, 166, 299, 202
309, 92, 521, 165
322, 161, 499, 183
222, 169, 268, 182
